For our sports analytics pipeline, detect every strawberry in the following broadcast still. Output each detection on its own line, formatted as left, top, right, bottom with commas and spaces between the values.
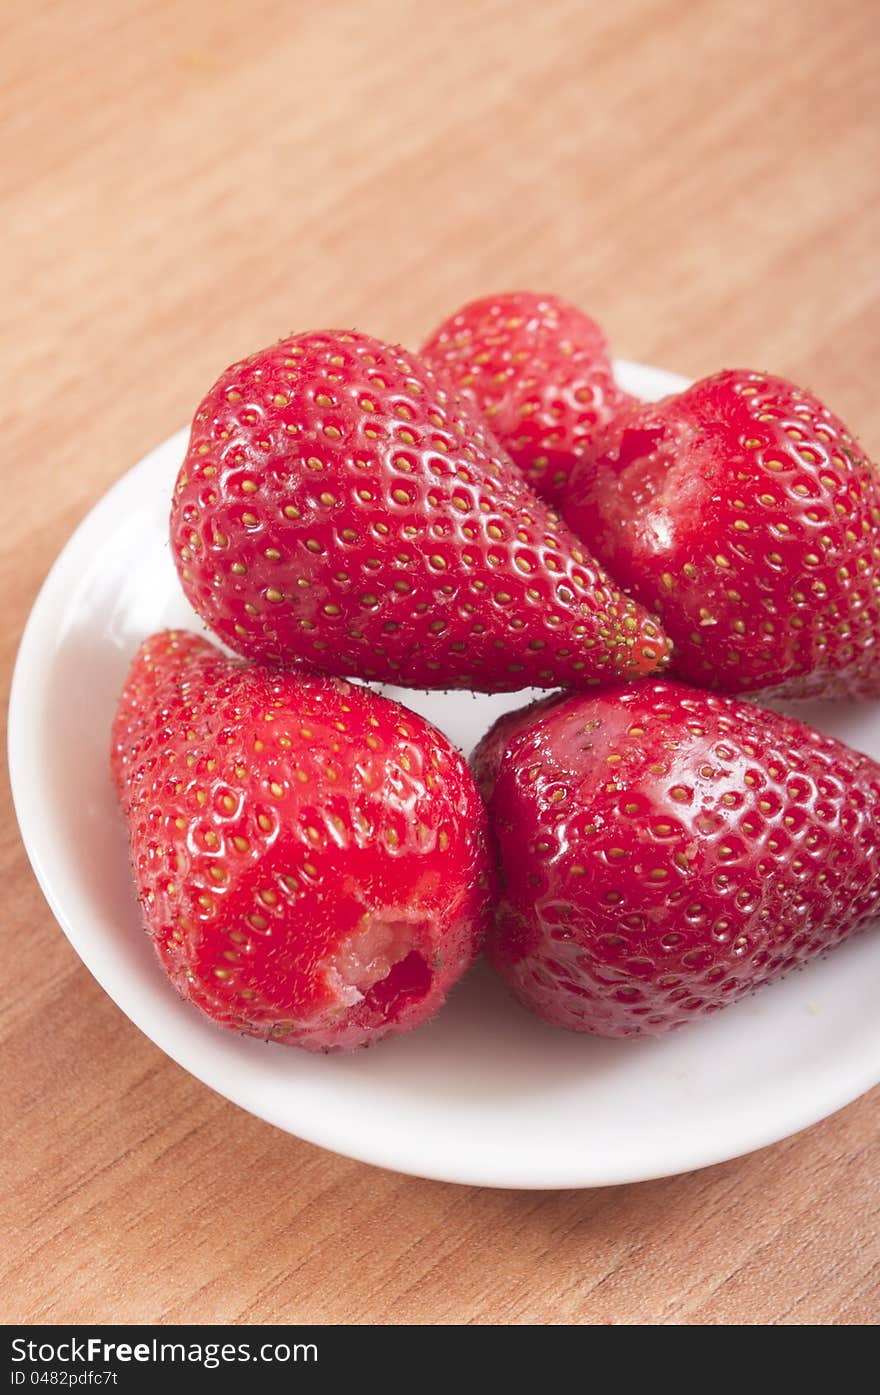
473, 679, 880, 1037
111, 630, 493, 1052
561, 369, 880, 699
170, 329, 668, 691
421, 291, 634, 507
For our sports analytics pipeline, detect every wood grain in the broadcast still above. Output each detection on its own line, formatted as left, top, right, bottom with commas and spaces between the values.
2, 0, 879, 1326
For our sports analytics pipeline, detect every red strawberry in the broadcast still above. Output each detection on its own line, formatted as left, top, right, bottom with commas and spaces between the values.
473, 680, 880, 1037
111, 630, 493, 1052
170, 329, 668, 691
421, 292, 634, 506
561, 369, 880, 699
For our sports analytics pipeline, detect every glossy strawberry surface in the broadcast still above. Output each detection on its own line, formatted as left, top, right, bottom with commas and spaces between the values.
111, 631, 493, 1051
561, 369, 880, 699
421, 291, 633, 506
170, 329, 668, 690
473, 680, 880, 1037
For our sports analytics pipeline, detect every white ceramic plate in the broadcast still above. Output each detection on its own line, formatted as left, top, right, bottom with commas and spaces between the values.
9, 361, 880, 1189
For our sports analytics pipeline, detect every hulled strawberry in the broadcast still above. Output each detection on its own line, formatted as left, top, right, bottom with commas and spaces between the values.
561, 369, 880, 699
473, 680, 880, 1037
421, 292, 633, 507
111, 630, 493, 1052
170, 330, 668, 691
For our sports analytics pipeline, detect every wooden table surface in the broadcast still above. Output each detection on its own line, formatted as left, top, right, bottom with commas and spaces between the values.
3, 0, 879, 1326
